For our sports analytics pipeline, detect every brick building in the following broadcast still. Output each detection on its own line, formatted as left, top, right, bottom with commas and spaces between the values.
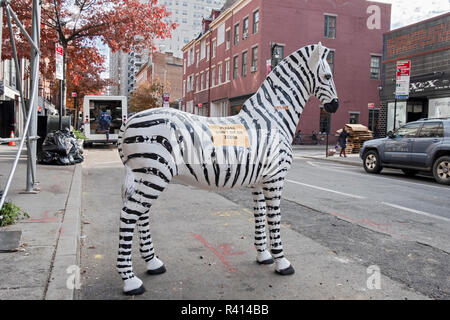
181, 0, 391, 140
379, 12, 450, 135
136, 52, 184, 107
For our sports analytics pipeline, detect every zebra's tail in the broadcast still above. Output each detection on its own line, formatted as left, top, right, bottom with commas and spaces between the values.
117, 121, 126, 163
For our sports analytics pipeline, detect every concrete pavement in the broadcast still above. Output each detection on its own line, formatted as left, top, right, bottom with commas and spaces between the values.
79, 148, 428, 300
0, 144, 82, 300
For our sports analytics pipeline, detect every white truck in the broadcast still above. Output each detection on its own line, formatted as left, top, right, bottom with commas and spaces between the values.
82, 95, 127, 146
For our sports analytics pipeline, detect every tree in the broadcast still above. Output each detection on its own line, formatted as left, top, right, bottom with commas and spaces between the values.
2, 0, 176, 107
129, 78, 170, 113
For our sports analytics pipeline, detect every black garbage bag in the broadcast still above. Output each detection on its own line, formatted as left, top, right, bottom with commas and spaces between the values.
38, 129, 84, 165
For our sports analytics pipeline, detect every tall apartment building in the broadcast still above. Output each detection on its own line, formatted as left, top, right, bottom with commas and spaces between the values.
109, 50, 146, 96
155, 0, 226, 58
182, 0, 391, 139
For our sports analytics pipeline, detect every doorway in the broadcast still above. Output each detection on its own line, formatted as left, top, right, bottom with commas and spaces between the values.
0, 100, 15, 138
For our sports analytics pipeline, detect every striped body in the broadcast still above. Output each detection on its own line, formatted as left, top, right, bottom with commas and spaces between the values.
116, 43, 339, 295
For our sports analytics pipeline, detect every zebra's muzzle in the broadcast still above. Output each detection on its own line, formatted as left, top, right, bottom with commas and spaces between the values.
324, 99, 339, 113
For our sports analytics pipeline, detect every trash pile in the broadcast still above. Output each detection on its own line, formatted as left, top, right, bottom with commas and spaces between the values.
38, 129, 84, 165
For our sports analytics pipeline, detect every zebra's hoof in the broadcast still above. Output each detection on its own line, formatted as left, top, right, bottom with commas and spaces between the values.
257, 258, 274, 265
147, 264, 166, 275
123, 284, 146, 296
275, 265, 295, 275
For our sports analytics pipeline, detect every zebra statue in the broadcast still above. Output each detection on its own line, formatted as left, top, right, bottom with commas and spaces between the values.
117, 42, 339, 295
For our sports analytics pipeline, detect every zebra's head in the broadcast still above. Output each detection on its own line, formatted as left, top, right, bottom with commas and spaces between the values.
308, 42, 339, 113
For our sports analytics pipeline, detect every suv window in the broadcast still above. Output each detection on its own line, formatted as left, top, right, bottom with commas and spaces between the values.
395, 122, 421, 138
418, 122, 444, 138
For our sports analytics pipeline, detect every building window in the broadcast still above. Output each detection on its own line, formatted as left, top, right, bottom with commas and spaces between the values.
212, 40, 216, 58
271, 44, 284, 68
196, 51, 199, 67
234, 23, 239, 45
242, 51, 247, 77
349, 112, 359, 124
218, 64, 222, 84
200, 73, 204, 91
206, 43, 210, 61
251, 46, 258, 72
370, 55, 381, 80
233, 56, 239, 79
200, 40, 206, 60
327, 50, 335, 74
253, 10, 259, 34
243, 17, 249, 39
225, 60, 230, 82
206, 71, 209, 88
183, 80, 186, 97
196, 75, 200, 92
226, 29, 231, 50
324, 15, 336, 39
211, 67, 215, 87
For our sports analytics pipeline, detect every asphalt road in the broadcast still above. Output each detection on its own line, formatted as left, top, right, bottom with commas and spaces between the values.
78, 147, 449, 300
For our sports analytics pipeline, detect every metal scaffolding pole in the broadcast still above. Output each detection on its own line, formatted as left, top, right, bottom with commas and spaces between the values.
0, 0, 41, 211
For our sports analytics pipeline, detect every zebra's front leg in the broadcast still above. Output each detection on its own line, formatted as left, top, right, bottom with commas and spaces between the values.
252, 187, 274, 265
262, 180, 295, 275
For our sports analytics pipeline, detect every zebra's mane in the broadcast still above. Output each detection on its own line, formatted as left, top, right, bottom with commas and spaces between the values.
239, 44, 327, 138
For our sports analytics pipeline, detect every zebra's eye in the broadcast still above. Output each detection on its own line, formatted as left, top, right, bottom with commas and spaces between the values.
325, 74, 332, 80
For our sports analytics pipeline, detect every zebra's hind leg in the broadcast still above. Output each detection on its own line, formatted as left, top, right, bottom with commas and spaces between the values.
252, 186, 274, 265
262, 179, 295, 275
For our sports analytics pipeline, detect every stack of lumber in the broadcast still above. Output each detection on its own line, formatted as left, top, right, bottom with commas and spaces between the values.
336, 124, 373, 154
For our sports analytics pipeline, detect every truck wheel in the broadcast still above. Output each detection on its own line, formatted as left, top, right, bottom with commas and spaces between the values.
363, 150, 382, 174
433, 156, 450, 185
402, 169, 418, 176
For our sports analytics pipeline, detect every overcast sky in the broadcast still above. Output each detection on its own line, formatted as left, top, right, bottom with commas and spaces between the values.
372, 0, 450, 30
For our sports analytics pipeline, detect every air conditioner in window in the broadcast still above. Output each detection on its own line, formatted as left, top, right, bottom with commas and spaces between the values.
251, 66, 257, 72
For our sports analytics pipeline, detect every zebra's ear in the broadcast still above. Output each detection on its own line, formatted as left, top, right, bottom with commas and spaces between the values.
308, 43, 321, 68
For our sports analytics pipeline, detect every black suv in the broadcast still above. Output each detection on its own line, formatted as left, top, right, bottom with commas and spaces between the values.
360, 118, 450, 185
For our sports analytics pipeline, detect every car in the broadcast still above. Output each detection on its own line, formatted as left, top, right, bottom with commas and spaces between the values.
360, 118, 450, 185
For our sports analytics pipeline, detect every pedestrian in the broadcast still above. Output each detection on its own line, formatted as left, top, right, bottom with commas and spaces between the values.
312, 130, 318, 145
98, 108, 112, 141
338, 127, 350, 157
294, 130, 303, 145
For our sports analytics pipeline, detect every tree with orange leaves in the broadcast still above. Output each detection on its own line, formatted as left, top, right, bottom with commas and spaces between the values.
2, 0, 176, 108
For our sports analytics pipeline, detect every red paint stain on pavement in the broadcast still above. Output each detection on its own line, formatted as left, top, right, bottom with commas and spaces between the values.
28, 211, 59, 223
194, 234, 245, 273
330, 212, 408, 239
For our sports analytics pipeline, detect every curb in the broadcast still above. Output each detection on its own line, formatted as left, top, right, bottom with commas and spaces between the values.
301, 155, 362, 167
44, 163, 82, 300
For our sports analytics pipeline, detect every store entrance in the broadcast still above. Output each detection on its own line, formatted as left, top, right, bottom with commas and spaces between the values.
407, 98, 428, 122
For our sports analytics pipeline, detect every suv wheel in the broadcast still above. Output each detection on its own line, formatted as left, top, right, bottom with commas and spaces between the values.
402, 169, 418, 176
433, 156, 450, 185
363, 150, 382, 174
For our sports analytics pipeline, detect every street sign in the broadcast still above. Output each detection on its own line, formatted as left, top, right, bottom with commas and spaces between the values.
72, 92, 77, 97
395, 60, 411, 100
55, 43, 64, 80
368, 103, 375, 108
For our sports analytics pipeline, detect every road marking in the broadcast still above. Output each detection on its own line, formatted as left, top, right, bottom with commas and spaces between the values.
286, 179, 366, 199
382, 202, 450, 223
301, 160, 450, 191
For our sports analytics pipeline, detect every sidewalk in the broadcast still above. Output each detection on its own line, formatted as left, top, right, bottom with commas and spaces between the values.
0, 144, 82, 300
292, 144, 363, 166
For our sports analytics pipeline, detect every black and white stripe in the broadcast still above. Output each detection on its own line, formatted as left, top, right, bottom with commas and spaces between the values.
116, 43, 338, 295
